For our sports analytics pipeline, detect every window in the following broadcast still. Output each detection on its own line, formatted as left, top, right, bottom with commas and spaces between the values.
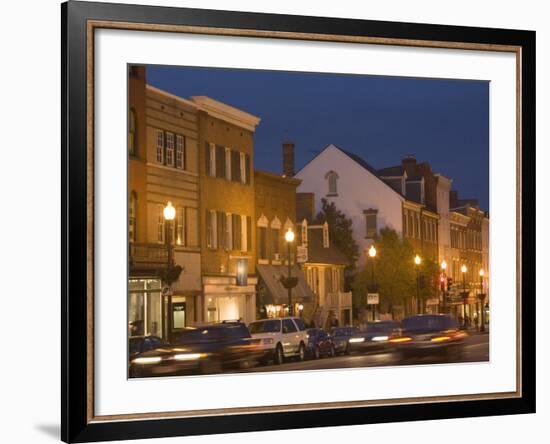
232, 214, 242, 251
176, 135, 185, 169
165, 132, 175, 167
231, 150, 240, 182
326, 171, 338, 195
128, 108, 136, 155
176, 207, 185, 245
206, 210, 217, 249
272, 228, 280, 258
216, 145, 225, 179
258, 227, 267, 260
217, 211, 226, 250
155, 130, 164, 164
408, 213, 413, 237
364, 209, 378, 239
415, 214, 420, 238
129, 191, 137, 242
282, 319, 297, 333
157, 204, 165, 243
225, 148, 231, 180
225, 213, 233, 250
240, 152, 247, 183
241, 215, 250, 252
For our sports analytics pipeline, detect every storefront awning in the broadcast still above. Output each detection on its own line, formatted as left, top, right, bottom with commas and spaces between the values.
256, 264, 314, 305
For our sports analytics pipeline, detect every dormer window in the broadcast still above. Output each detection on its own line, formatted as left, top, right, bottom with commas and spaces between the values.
325, 171, 339, 196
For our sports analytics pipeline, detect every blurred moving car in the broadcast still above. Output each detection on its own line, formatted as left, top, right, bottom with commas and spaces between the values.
129, 335, 167, 360
348, 321, 401, 353
305, 328, 335, 359
248, 317, 308, 364
330, 326, 360, 355
389, 314, 467, 360
129, 321, 263, 377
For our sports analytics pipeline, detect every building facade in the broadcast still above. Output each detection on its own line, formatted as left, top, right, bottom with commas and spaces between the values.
128, 68, 202, 340
254, 170, 314, 320
194, 96, 260, 325
295, 144, 405, 267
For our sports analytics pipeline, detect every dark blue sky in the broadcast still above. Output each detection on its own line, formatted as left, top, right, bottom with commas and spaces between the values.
147, 65, 489, 210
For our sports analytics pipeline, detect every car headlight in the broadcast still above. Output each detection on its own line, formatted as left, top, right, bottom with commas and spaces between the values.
261, 338, 274, 345
173, 353, 207, 361
371, 336, 389, 342
349, 337, 365, 343
132, 356, 162, 365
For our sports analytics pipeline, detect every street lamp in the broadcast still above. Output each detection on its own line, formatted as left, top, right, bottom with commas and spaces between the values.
163, 201, 176, 266
440, 260, 447, 313
285, 228, 295, 315
163, 202, 176, 340
478, 269, 486, 332
461, 264, 468, 328
368, 245, 377, 321
414, 254, 421, 314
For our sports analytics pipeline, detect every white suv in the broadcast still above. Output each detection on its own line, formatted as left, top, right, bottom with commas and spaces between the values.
248, 317, 308, 365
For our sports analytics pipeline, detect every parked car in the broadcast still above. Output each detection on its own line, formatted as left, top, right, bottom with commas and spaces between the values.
348, 321, 401, 353
389, 314, 467, 360
306, 328, 335, 359
128, 335, 167, 361
248, 317, 308, 364
129, 321, 263, 377
330, 326, 360, 355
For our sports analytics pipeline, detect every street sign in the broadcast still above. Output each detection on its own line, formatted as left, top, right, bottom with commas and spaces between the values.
367, 293, 379, 305
296, 245, 308, 263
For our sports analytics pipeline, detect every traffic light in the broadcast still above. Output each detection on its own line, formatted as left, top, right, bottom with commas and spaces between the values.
447, 278, 453, 292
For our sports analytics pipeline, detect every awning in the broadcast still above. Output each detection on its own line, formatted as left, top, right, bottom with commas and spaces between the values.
256, 264, 314, 305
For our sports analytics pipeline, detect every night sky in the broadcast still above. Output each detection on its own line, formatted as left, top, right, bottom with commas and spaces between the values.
147, 65, 489, 210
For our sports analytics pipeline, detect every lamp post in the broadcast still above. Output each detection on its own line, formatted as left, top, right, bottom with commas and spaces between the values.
440, 260, 447, 314
414, 254, 421, 314
285, 228, 295, 316
163, 202, 176, 340
368, 245, 377, 321
478, 269, 485, 332
461, 264, 468, 328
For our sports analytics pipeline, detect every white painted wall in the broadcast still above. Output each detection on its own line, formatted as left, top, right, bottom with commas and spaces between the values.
296, 144, 404, 267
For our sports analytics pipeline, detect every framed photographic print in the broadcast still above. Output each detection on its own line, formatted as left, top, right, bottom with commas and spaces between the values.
61, 1, 536, 442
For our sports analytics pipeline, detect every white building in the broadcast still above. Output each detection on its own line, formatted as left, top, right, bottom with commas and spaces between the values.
295, 144, 404, 267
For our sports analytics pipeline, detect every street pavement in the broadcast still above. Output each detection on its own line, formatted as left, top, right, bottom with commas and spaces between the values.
239, 332, 489, 373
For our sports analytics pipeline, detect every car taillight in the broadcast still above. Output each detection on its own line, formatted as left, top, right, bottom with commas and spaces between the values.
389, 336, 412, 343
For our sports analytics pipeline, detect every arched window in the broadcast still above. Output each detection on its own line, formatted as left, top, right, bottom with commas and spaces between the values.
129, 191, 137, 243
325, 171, 339, 195
128, 108, 136, 155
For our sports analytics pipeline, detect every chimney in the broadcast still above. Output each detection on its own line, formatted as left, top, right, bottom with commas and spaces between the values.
282, 140, 295, 177
449, 190, 458, 208
402, 154, 417, 175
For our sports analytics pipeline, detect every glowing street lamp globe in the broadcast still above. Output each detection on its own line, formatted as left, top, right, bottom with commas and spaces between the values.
368, 245, 377, 258
285, 228, 295, 243
479, 269, 485, 277
441, 260, 447, 271
163, 201, 176, 221
414, 254, 421, 266
461, 264, 468, 274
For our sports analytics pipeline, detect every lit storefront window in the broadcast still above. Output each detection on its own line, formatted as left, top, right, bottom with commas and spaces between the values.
128, 279, 162, 337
